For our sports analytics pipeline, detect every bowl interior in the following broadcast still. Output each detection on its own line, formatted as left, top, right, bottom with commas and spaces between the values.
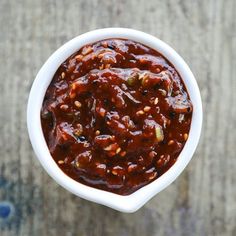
27, 28, 202, 213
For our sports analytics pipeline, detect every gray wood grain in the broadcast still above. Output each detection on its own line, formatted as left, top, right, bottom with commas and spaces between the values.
0, 0, 235, 235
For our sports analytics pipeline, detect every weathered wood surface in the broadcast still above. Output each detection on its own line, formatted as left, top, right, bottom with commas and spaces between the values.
0, 0, 235, 235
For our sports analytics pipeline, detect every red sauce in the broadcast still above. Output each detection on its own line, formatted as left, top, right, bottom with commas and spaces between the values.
41, 39, 192, 195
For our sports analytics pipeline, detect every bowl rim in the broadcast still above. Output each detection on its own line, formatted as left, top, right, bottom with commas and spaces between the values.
27, 27, 202, 213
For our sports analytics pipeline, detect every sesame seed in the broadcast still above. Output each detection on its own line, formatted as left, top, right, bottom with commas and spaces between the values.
61, 72, 65, 79
95, 130, 100, 135
154, 97, 159, 105
99, 108, 106, 117
60, 104, 68, 111
168, 140, 174, 145
144, 106, 151, 112
104, 144, 113, 151
184, 133, 188, 141
71, 83, 77, 90
116, 147, 121, 154
58, 160, 64, 164
75, 54, 83, 61
159, 89, 167, 96
74, 100, 82, 108
136, 110, 145, 116
148, 172, 157, 180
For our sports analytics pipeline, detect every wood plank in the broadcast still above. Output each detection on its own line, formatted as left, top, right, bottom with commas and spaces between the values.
0, 0, 235, 235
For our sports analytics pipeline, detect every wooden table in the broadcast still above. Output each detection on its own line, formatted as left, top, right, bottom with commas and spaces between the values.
0, 0, 235, 235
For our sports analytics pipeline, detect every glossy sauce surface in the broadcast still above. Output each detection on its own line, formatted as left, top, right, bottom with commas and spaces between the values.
41, 39, 192, 195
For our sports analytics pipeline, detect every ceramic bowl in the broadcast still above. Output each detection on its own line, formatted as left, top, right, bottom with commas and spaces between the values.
27, 28, 202, 213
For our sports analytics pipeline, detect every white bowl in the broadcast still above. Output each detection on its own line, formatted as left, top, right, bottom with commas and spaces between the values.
27, 28, 202, 213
